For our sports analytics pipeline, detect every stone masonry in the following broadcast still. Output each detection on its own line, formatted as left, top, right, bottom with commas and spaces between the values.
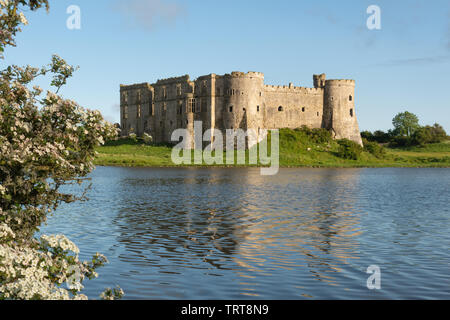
120, 72, 363, 147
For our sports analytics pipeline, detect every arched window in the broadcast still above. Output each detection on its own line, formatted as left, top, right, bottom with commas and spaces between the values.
257, 106, 260, 112
278, 106, 283, 112
350, 108, 354, 117
349, 95, 353, 101
229, 106, 233, 112
302, 107, 306, 112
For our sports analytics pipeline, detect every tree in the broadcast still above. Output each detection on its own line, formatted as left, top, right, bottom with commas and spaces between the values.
412, 123, 447, 146
392, 111, 420, 137
1, 1, 122, 299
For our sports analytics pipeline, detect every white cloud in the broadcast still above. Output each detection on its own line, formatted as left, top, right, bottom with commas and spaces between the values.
113, 0, 185, 30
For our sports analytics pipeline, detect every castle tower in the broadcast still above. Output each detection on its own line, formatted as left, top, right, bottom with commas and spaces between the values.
221, 72, 265, 148
324, 79, 363, 145
313, 73, 326, 88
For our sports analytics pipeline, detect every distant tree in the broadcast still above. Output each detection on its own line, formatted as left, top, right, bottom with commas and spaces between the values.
360, 131, 374, 141
392, 111, 420, 137
412, 123, 447, 146
373, 130, 391, 143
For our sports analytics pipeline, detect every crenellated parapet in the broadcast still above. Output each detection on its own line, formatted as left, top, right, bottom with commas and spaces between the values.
325, 79, 355, 86
155, 75, 191, 85
264, 84, 323, 95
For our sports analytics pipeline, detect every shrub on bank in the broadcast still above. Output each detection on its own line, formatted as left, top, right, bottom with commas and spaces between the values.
363, 139, 386, 158
294, 126, 332, 144
336, 139, 363, 160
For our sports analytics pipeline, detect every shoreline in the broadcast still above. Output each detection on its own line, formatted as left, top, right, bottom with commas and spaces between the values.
94, 163, 450, 169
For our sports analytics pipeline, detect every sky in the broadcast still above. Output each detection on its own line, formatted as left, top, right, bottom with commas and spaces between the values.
3, 0, 450, 132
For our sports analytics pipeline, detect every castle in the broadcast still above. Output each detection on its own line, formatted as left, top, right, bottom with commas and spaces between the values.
119, 72, 363, 147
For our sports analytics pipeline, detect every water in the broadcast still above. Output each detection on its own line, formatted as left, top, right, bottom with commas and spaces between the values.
40, 167, 450, 299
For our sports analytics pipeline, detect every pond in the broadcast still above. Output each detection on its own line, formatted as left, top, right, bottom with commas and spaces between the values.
41, 167, 450, 299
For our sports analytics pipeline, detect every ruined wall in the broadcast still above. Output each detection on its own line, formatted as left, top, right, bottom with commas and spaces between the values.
119, 83, 153, 137
263, 85, 324, 130
120, 71, 363, 147
151, 75, 193, 143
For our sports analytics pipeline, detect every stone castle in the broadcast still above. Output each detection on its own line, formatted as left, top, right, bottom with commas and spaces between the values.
119, 72, 363, 147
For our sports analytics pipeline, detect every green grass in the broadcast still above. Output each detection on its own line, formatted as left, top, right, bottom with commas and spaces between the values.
94, 129, 450, 168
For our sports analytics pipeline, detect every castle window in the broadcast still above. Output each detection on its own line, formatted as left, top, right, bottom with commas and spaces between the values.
229, 106, 233, 112
188, 98, 196, 113
257, 106, 260, 112
177, 84, 182, 96
278, 106, 283, 112
317, 112, 320, 117
302, 107, 306, 112
350, 108, 354, 117
178, 101, 183, 115
162, 87, 167, 99
349, 95, 353, 101
243, 108, 246, 112
331, 97, 334, 101
137, 105, 141, 118
163, 103, 167, 112
232, 89, 235, 96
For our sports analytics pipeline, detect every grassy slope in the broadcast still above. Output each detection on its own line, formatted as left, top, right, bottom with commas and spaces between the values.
94, 129, 450, 168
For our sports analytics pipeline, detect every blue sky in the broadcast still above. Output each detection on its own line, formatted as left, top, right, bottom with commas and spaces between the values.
3, 0, 450, 131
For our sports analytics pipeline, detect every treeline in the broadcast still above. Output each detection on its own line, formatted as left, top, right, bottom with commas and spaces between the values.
361, 112, 448, 147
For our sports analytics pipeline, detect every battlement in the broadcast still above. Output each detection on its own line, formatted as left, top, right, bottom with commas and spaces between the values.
325, 79, 355, 86
120, 83, 152, 91
264, 84, 323, 94
155, 74, 191, 85
220, 71, 265, 79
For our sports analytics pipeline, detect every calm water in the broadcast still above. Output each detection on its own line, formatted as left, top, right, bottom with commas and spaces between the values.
40, 167, 450, 299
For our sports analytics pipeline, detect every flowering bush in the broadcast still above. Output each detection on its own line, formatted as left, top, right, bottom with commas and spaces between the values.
0, 1, 122, 299
142, 133, 153, 145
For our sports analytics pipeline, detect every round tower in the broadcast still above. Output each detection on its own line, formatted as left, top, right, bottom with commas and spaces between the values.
324, 79, 362, 145
221, 72, 265, 146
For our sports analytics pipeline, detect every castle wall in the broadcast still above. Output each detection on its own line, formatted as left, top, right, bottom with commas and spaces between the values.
120, 83, 153, 137
263, 85, 324, 130
120, 72, 363, 147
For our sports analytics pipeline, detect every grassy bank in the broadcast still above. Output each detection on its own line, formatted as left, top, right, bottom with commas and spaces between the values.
94, 128, 450, 168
